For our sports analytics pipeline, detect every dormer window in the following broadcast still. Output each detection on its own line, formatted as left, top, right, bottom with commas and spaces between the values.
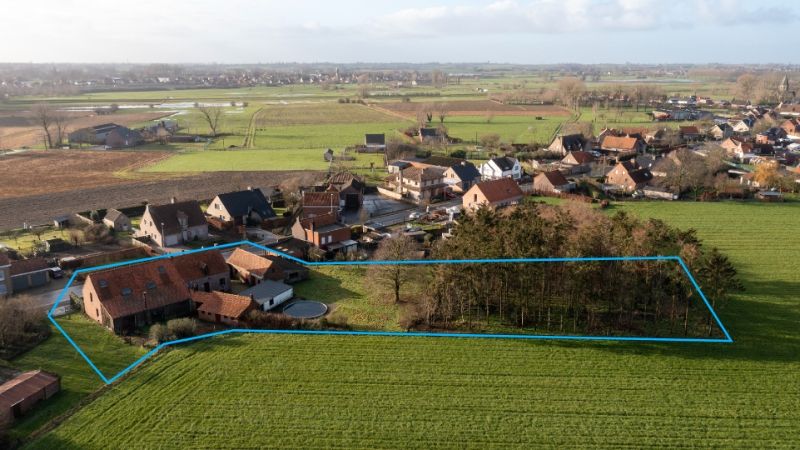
146, 281, 157, 290
157, 266, 167, 274
121, 288, 133, 296
99, 280, 108, 288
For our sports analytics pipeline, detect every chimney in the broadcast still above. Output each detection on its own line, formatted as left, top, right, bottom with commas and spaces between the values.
170, 197, 177, 204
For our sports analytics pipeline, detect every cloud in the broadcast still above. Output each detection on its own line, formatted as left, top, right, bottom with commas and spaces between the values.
367, 0, 798, 38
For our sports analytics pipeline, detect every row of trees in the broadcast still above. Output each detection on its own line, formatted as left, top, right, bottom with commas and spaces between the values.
371, 203, 741, 337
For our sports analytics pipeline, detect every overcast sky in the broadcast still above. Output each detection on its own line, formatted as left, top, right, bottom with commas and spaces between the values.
3, 0, 799, 64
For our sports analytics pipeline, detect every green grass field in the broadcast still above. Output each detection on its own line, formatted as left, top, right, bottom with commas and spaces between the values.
443, 115, 564, 145
140, 148, 385, 172
18, 201, 800, 448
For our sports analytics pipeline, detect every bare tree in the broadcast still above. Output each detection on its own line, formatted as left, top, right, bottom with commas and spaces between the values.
33, 102, 54, 149
52, 113, 69, 148
197, 104, 224, 137
736, 74, 758, 103
435, 102, 449, 124
368, 234, 420, 304
557, 77, 586, 111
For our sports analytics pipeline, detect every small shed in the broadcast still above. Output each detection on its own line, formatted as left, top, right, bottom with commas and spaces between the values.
240, 279, 294, 311
44, 238, 71, 253
102, 209, 131, 232
0, 370, 61, 427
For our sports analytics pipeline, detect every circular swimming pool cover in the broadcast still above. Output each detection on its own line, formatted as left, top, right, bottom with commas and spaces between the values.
282, 300, 328, 319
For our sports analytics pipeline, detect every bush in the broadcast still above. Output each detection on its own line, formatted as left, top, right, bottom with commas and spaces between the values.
166, 318, 197, 339
149, 323, 170, 344
246, 310, 297, 330
320, 311, 350, 330
449, 149, 467, 159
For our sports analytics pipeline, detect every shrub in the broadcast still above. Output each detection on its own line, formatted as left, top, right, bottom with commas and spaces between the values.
449, 149, 467, 159
320, 311, 350, 330
166, 318, 197, 339
246, 310, 297, 330
149, 323, 170, 344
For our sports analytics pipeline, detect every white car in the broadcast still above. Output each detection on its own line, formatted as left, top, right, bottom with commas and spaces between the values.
408, 212, 422, 220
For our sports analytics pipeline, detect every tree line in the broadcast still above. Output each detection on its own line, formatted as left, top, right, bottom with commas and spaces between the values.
377, 202, 741, 338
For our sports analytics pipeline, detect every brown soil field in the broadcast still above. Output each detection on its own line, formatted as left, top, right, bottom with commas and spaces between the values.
0, 166, 318, 231
373, 100, 571, 117
0, 150, 172, 199
0, 111, 171, 148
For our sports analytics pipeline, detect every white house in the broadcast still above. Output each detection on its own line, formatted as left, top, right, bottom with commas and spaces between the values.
478, 156, 522, 180
240, 279, 294, 311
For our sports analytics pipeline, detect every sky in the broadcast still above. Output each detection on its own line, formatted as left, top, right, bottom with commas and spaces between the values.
2, 0, 799, 64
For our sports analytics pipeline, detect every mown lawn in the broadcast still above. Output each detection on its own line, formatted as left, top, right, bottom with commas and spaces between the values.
20, 201, 800, 448
443, 115, 564, 145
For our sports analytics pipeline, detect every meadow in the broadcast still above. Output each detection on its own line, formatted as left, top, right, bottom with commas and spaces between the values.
18, 200, 800, 448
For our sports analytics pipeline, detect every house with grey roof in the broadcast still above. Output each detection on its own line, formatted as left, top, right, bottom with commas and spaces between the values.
208, 188, 276, 226
138, 199, 208, 247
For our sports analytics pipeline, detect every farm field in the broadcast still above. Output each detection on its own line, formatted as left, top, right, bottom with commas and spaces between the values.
20, 201, 800, 448
140, 148, 385, 172
373, 99, 572, 117
444, 115, 564, 145
0, 150, 171, 199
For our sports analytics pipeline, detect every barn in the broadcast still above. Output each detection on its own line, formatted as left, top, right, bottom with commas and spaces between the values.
0, 370, 61, 427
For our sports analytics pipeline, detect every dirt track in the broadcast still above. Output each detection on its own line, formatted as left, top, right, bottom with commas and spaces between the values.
0, 171, 319, 230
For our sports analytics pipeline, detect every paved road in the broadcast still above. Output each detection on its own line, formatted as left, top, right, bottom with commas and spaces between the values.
24, 283, 83, 311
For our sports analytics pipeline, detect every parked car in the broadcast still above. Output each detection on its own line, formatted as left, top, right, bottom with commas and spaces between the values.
48, 267, 64, 279
408, 212, 422, 220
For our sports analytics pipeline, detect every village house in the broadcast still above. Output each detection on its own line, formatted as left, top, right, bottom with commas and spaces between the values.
720, 137, 755, 161
780, 118, 800, 139
384, 166, 447, 203
105, 127, 144, 148
600, 135, 644, 155
68, 123, 129, 146
533, 170, 574, 193
0, 370, 60, 427
291, 212, 354, 252
139, 199, 209, 247
708, 123, 733, 140
547, 134, 589, 156
731, 118, 754, 134
478, 156, 522, 180
418, 127, 446, 144
0, 253, 11, 298
364, 133, 386, 151
240, 279, 294, 311
192, 291, 257, 326
561, 151, 597, 173
82, 260, 193, 334
102, 209, 131, 232
226, 247, 309, 285
208, 187, 276, 226
756, 127, 787, 145
442, 161, 482, 193
172, 250, 230, 293
462, 177, 524, 211
9, 258, 50, 293
606, 160, 653, 193
679, 125, 701, 142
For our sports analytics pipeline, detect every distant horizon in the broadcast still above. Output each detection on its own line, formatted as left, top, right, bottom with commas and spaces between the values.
2, 61, 800, 68
3, 0, 799, 65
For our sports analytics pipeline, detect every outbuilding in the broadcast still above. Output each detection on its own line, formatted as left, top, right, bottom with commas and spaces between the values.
240, 279, 294, 311
0, 370, 61, 427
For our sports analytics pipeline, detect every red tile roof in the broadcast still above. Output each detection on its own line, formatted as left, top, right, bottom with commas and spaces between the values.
536, 170, 569, 187
302, 191, 338, 208
193, 291, 255, 320
563, 151, 595, 165
171, 250, 228, 281
226, 248, 275, 278
86, 260, 191, 319
473, 178, 524, 203
601, 135, 639, 151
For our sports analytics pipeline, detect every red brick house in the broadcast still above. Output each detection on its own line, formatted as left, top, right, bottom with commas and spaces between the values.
192, 291, 256, 326
291, 212, 353, 251
600, 135, 644, 154
533, 170, 573, 193
606, 160, 653, 192
171, 250, 230, 293
83, 260, 193, 334
301, 191, 339, 218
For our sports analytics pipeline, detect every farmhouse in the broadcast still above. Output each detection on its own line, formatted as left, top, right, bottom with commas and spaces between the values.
679, 126, 701, 142
68, 123, 142, 148
780, 118, 800, 138
533, 170, 573, 193
463, 178, 524, 211
105, 127, 144, 148
208, 187, 276, 226
102, 209, 131, 232
240, 279, 294, 311
139, 199, 209, 247
9, 258, 50, 293
605, 160, 653, 193
82, 260, 193, 334
547, 134, 589, 156
721, 137, 754, 160
0, 253, 10, 298
0, 370, 60, 427
478, 156, 522, 180
561, 151, 596, 173
708, 123, 733, 140
227, 247, 308, 285
193, 291, 256, 326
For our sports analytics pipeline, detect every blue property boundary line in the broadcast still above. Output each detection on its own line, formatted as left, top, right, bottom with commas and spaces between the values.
47, 240, 734, 385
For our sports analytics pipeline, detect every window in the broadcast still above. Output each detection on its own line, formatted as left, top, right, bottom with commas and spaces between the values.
146, 281, 156, 290
96, 309, 99, 317
157, 266, 167, 274
269, 299, 274, 306
121, 288, 132, 296
0, 270, 5, 281
220, 278, 226, 287
214, 203, 220, 210
98, 279, 108, 288
89, 293, 93, 303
